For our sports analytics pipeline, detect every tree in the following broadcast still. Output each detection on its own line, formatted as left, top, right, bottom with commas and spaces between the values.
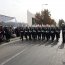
51, 19, 56, 26
34, 9, 56, 25
41, 9, 51, 25
58, 19, 65, 28
35, 12, 42, 24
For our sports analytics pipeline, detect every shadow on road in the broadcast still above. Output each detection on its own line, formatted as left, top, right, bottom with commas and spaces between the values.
58, 43, 64, 49
5, 39, 64, 49
51, 40, 58, 47
44, 40, 51, 46
20, 39, 59, 47
62, 61, 65, 65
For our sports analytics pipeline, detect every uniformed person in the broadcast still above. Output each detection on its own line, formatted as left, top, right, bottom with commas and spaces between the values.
24, 27, 29, 40
41, 27, 46, 40
50, 27, 55, 42
37, 27, 41, 40
20, 27, 24, 41
28, 27, 32, 40
15, 27, 20, 37
62, 25, 65, 43
55, 27, 60, 42
45, 27, 50, 41
32, 27, 37, 40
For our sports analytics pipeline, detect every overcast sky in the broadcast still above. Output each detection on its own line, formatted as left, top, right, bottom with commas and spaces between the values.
0, 0, 65, 23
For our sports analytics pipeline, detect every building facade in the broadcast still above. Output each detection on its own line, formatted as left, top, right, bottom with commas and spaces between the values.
27, 10, 35, 26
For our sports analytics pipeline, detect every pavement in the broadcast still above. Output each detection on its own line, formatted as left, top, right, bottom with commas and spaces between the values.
0, 31, 65, 65
0, 37, 20, 46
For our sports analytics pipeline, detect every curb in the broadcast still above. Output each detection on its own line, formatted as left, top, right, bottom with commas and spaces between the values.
0, 37, 20, 46
10, 37, 20, 41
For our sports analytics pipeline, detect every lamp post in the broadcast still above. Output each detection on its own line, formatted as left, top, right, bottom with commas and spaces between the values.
42, 4, 48, 10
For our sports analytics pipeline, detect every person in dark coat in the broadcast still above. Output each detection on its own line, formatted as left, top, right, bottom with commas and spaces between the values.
50, 27, 55, 42
24, 27, 29, 40
0, 25, 4, 42
55, 27, 60, 42
46, 27, 50, 41
32, 27, 36, 40
15, 27, 20, 37
37, 27, 41, 40
62, 25, 65, 43
4, 26, 11, 42
28, 27, 32, 40
41, 27, 46, 40
20, 27, 24, 41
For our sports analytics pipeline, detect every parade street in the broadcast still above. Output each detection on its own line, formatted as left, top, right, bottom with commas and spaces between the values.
0, 32, 65, 65
0, 0, 65, 65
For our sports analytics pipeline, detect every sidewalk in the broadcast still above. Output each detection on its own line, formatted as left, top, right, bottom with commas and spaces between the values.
0, 37, 20, 46
10, 37, 20, 41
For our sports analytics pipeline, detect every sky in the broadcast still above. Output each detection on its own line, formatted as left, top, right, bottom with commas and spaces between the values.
0, 0, 65, 23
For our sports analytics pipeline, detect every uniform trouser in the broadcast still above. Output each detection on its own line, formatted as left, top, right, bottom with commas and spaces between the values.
16, 32, 20, 37
20, 34, 23, 41
42, 33, 45, 40
38, 33, 41, 40
29, 33, 32, 40
0, 35, 3, 42
38, 35, 41, 40
32, 35, 35, 40
5, 34, 10, 41
56, 34, 60, 41
51, 34, 55, 41
62, 33, 65, 43
46, 33, 50, 41
32, 33, 37, 40
25, 35, 27, 40
21, 36, 23, 41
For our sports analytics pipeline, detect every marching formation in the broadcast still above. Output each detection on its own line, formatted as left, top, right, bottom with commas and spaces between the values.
20, 26, 60, 42
1, 24, 64, 44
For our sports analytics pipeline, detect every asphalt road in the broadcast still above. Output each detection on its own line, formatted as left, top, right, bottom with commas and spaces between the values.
0, 32, 65, 65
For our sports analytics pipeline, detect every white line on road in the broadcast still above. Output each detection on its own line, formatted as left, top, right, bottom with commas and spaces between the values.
0, 48, 27, 65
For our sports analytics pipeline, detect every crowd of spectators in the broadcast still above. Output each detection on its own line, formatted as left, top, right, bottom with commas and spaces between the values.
0, 25, 21, 43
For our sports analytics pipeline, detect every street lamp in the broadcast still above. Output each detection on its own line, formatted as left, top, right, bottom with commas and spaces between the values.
42, 4, 48, 10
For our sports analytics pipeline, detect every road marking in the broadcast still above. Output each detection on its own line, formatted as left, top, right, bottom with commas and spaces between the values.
1, 39, 20, 46
0, 48, 27, 65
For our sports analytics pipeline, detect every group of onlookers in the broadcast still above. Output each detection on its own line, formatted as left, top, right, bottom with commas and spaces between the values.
0, 25, 20, 43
